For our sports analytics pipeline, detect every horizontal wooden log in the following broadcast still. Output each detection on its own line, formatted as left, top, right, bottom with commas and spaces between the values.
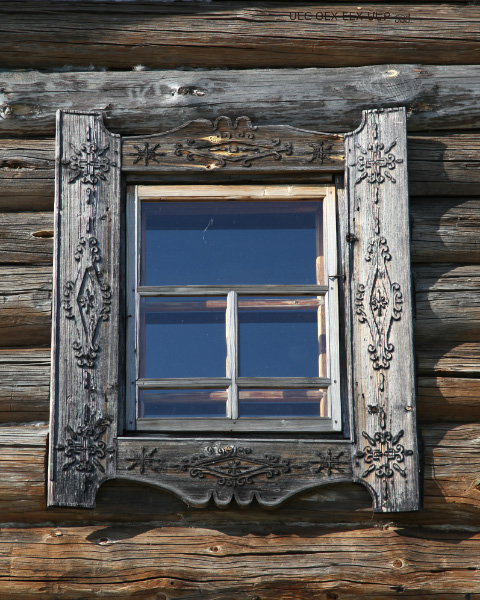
0, 4, 478, 71
2, 65, 480, 137
0, 138, 55, 210
0, 267, 52, 347
417, 342, 480, 376
0, 348, 50, 422
417, 377, 480, 422
2, 133, 480, 208
413, 265, 480, 341
410, 198, 480, 263
1, 424, 480, 599
0, 213, 53, 264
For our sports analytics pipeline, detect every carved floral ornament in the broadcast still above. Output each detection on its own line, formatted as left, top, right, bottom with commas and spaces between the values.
125, 116, 336, 167
49, 108, 419, 513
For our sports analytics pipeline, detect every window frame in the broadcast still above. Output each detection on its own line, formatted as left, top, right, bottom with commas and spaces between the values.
48, 108, 420, 513
125, 184, 342, 433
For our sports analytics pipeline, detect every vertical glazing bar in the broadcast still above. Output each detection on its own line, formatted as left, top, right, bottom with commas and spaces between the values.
125, 186, 138, 430
226, 291, 238, 419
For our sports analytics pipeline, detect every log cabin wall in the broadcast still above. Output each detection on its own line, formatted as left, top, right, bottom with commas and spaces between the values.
1, 1, 480, 597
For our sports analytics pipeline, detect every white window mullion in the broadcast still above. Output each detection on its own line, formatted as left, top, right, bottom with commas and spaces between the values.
226, 290, 238, 419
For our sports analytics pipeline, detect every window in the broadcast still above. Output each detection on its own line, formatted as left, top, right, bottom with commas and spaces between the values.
126, 185, 341, 432
49, 108, 419, 512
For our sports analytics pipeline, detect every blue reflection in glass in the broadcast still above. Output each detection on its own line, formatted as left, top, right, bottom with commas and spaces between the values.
238, 298, 321, 377
140, 297, 226, 378
139, 389, 227, 418
142, 201, 322, 285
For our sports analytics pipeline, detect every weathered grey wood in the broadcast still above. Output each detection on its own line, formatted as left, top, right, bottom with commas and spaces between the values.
0, 212, 53, 264
417, 342, 480, 376
2, 422, 480, 527
411, 198, 480, 263
413, 265, 480, 342
344, 108, 419, 512
124, 118, 344, 174
0, 266, 52, 346
117, 437, 352, 508
0, 348, 50, 422
5, 134, 480, 206
3, 66, 480, 137
48, 111, 121, 507
0, 4, 478, 71
0, 138, 55, 210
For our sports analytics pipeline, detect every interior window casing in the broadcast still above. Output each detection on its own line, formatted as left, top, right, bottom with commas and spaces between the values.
125, 184, 342, 433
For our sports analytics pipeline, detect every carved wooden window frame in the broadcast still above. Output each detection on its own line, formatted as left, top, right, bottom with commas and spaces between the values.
48, 108, 420, 512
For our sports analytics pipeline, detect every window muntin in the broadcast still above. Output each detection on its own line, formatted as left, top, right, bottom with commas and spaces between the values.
126, 185, 341, 432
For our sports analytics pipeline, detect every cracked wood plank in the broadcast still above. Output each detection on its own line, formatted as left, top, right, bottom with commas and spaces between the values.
2, 66, 480, 136
0, 4, 478, 70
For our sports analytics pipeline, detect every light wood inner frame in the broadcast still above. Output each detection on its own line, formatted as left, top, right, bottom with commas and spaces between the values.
126, 184, 341, 433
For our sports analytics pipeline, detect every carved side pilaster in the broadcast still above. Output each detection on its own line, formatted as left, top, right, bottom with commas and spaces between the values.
48, 111, 121, 507
344, 108, 420, 512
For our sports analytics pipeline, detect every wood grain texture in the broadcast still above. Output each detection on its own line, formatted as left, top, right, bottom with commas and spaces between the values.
48, 111, 121, 507
345, 108, 419, 512
417, 377, 480, 422
0, 266, 52, 347
3, 422, 480, 526
0, 348, 50, 422
413, 265, 480, 342
2, 66, 480, 137
411, 198, 480, 263
3, 133, 480, 207
3, 425, 480, 598
417, 342, 480, 376
0, 212, 53, 264
0, 3, 478, 70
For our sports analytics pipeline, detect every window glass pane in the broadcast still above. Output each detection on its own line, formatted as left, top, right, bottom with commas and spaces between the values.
238, 297, 325, 377
139, 297, 227, 378
238, 389, 326, 418
139, 389, 227, 418
141, 201, 323, 285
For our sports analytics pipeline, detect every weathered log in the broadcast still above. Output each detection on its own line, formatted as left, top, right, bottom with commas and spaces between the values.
0, 266, 52, 347
2, 133, 480, 209
0, 213, 53, 264
0, 348, 50, 422
0, 138, 55, 210
411, 198, 480, 263
416, 342, 480, 376
2, 66, 480, 136
417, 377, 480, 422
0, 4, 478, 71
1, 424, 480, 598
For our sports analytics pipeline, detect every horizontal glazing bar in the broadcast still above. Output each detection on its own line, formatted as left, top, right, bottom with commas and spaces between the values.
137, 377, 330, 389
138, 285, 329, 296
137, 378, 231, 389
